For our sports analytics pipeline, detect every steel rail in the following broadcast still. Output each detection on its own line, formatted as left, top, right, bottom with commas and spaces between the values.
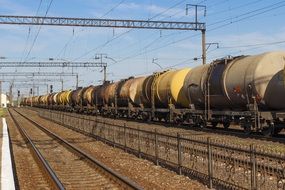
8, 109, 65, 190
38, 107, 285, 144
13, 108, 143, 190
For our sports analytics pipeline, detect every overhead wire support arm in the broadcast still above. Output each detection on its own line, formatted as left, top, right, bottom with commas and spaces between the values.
0, 15, 206, 30
0, 61, 107, 67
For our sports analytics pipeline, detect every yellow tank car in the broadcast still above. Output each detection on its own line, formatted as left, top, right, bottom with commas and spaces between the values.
32, 96, 40, 106
55, 91, 64, 105
42, 94, 49, 105
153, 68, 191, 108
59, 90, 72, 105
38, 95, 44, 104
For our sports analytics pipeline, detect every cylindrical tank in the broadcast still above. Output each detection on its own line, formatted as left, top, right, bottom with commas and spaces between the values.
183, 64, 210, 109
26, 97, 32, 105
185, 51, 285, 110
52, 93, 59, 105
38, 96, 44, 104
60, 90, 72, 105
21, 98, 27, 106
32, 96, 38, 105
47, 93, 55, 105
36, 96, 41, 105
224, 51, 285, 110
117, 78, 134, 107
82, 86, 95, 106
93, 85, 104, 107
140, 69, 191, 108
140, 75, 155, 107
42, 95, 49, 105
70, 88, 83, 106
129, 77, 146, 106
56, 91, 64, 105
154, 68, 191, 108
104, 82, 118, 106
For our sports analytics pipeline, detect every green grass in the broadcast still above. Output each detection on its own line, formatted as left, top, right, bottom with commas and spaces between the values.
0, 108, 7, 117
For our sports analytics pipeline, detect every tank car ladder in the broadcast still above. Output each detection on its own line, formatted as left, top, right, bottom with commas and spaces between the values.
150, 73, 160, 120
204, 62, 216, 121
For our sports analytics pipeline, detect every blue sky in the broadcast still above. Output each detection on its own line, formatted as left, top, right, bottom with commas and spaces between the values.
0, 0, 285, 96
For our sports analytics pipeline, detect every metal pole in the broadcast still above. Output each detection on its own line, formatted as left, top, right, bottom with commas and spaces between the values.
9, 83, 13, 106
177, 133, 182, 175
202, 29, 206, 65
138, 127, 141, 158
76, 74, 79, 89
103, 66, 107, 83
154, 129, 159, 166
195, 5, 198, 29
250, 144, 257, 190
124, 123, 127, 152
46, 84, 48, 94
32, 83, 34, 97
61, 79, 63, 91
17, 94, 19, 107
207, 137, 213, 189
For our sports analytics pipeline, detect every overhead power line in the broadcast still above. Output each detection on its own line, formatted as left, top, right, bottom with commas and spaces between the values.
219, 40, 285, 49
56, 0, 126, 59
208, 0, 264, 16
114, 1, 285, 65
100, 0, 126, 18
72, 0, 188, 61
23, 0, 54, 63
208, 0, 285, 26
20, 0, 43, 63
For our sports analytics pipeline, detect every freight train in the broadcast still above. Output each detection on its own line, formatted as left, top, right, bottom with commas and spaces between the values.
22, 51, 285, 136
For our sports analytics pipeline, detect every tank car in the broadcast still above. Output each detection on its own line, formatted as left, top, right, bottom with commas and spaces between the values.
138, 68, 191, 121
24, 51, 285, 136
129, 77, 146, 107
69, 88, 83, 108
183, 51, 285, 135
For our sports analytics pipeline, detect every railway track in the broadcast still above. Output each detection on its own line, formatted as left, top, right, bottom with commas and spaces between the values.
8, 108, 142, 190
32, 107, 285, 190
97, 114, 285, 144
31, 107, 285, 145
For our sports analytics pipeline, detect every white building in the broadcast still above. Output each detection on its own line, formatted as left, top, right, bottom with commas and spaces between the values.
1, 94, 9, 108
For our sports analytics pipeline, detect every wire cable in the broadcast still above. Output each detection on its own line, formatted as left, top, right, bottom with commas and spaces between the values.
19, 0, 43, 63
23, 0, 54, 63
113, 1, 285, 65
72, 0, 187, 61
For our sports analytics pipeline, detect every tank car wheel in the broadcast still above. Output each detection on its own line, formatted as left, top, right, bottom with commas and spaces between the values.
198, 120, 207, 128
243, 124, 252, 135
273, 124, 283, 136
223, 122, 230, 129
211, 122, 218, 128
261, 126, 273, 137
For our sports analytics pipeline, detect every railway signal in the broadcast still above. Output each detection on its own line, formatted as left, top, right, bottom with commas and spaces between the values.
50, 85, 53, 93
